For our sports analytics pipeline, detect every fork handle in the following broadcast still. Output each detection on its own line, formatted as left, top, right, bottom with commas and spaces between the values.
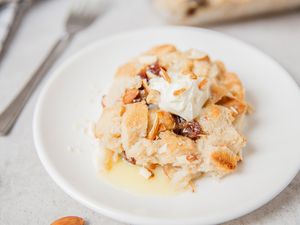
0, 33, 75, 136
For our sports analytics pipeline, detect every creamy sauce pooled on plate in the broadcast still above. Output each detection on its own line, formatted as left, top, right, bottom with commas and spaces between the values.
100, 159, 181, 195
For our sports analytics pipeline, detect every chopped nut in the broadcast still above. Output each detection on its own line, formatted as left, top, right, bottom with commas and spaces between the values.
123, 88, 139, 104
198, 79, 208, 90
147, 112, 160, 140
112, 133, 121, 138
141, 79, 150, 92
173, 88, 187, 96
146, 89, 160, 105
159, 69, 172, 83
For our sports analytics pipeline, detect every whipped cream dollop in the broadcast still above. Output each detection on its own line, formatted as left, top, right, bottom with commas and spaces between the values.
149, 72, 210, 121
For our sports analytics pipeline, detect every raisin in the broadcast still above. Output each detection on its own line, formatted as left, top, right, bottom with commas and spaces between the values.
181, 121, 203, 140
172, 115, 204, 140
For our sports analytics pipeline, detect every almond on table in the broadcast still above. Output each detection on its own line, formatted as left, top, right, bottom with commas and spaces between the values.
51, 216, 85, 225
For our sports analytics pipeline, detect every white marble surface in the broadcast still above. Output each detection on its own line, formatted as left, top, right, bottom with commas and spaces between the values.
0, 0, 299, 224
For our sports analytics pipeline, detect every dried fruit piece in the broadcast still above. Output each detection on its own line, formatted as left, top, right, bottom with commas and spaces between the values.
181, 121, 203, 140
173, 115, 204, 140
51, 216, 85, 225
123, 88, 139, 104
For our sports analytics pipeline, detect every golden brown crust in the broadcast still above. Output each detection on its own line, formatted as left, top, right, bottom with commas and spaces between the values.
217, 72, 245, 100
211, 149, 239, 172
95, 44, 250, 189
121, 102, 148, 149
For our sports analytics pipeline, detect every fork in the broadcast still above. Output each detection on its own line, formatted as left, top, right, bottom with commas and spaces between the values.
0, 0, 105, 136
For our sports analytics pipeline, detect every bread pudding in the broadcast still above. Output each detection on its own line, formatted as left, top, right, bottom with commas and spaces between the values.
95, 44, 250, 190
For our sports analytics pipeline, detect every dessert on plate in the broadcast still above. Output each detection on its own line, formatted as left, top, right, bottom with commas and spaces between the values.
95, 44, 250, 190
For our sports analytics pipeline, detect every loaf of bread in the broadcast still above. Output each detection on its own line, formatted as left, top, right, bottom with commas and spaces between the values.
153, 0, 300, 25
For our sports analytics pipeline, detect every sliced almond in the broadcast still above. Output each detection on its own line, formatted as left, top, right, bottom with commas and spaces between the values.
122, 88, 139, 104
51, 216, 85, 225
147, 112, 160, 140
159, 69, 171, 83
157, 111, 175, 130
173, 88, 187, 96
141, 79, 150, 92
198, 79, 208, 90
112, 133, 121, 138
146, 89, 160, 105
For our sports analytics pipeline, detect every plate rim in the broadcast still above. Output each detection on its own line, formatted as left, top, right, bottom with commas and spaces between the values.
33, 26, 300, 225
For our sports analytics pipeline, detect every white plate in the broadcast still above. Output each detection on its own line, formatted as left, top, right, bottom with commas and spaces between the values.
33, 27, 300, 225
